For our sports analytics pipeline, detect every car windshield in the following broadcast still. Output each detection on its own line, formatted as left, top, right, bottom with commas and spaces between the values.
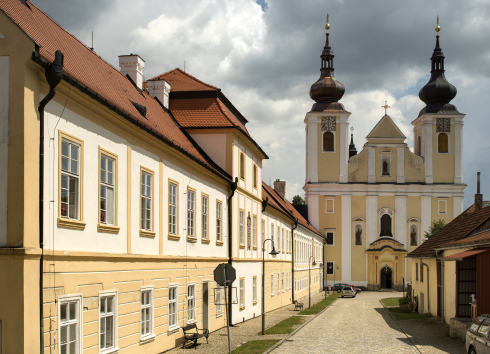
478, 320, 490, 336
470, 318, 483, 332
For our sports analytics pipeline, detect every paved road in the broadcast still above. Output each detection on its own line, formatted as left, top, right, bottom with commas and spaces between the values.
271, 292, 466, 354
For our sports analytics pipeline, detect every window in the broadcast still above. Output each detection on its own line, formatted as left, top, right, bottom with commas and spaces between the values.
410, 225, 418, 246
59, 296, 81, 354
355, 224, 363, 245
100, 153, 115, 225
141, 169, 153, 231
380, 214, 393, 237
326, 262, 334, 275
187, 189, 195, 237
253, 216, 257, 248
187, 284, 195, 322
282, 229, 284, 252
381, 155, 391, 176
438, 199, 447, 214
277, 226, 281, 251
239, 278, 245, 308
239, 152, 245, 179
271, 224, 274, 245
282, 272, 284, 292
169, 182, 178, 235
240, 210, 244, 245
202, 195, 208, 239
325, 198, 334, 213
217, 201, 222, 242
253, 277, 257, 303
477, 320, 490, 337
140, 287, 153, 339
416, 263, 419, 281
262, 219, 265, 246
438, 133, 449, 153
168, 286, 178, 328
323, 131, 334, 152
326, 232, 334, 245
99, 292, 117, 351
420, 263, 424, 282
216, 284, 223, 315
277, 273, 280, 294
253, 164, 258, 189
60, 138, 81, 220
271, 274, 274, 296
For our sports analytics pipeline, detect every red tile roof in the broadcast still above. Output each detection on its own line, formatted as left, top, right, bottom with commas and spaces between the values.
444, 229, 490, 248
443, 248, 490, 260
262, 182, 323, 238
407, 204, 490, 258
0, 0, 229, 180
146, 68, 219, 92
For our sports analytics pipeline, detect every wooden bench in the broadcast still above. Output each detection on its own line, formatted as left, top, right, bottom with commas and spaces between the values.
293, 300, 304, 311
181, 323, 209, 349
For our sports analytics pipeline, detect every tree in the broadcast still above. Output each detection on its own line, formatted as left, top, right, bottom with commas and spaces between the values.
292, 195, 305, 205
424, 219, 446, 239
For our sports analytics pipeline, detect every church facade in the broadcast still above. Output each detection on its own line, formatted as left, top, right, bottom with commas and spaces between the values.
305, 19, 466, 290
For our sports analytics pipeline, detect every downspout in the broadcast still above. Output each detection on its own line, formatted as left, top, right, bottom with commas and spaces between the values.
227, 177, 238, 325
38, 50, 64, 353
420, 258, 430, 315
290, 219, 298, 302
436, 250, 445, 323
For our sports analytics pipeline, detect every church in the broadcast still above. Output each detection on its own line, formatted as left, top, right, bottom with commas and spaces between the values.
304, 18, 466, 290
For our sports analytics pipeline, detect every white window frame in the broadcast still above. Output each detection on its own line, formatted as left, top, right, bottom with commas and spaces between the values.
140, 286, 155, 343
271, 224, 274, 246
322, 131, 336, 153
141, 170, 153, 231
277, 273, 280, 294
168, 284, 179, 329
325, 198, 334, 213
277, 226, 281, 251
239, 278, 245, 308
261, 219, 265, 246
253, 277, 257, 304
437, 132, 450, 154
271, 274, 274, 296
217, 201, 222, 241
99, 154, 116, 225
282, 229, 284, 252
58, 293, 83, 354
202, 195, 208, 239
325, 229, 335, 246
60, 138, 81, 220
168, 182, 178, 235
282, 272, 284, 292
380, 154, 391, 177
438, 199, 448, 214
239, 210, 244, 245
98, 290, 118, 353
187, 189, 195, 237
187, 283, 196, 323
253, 215, 257, 248
216, 284, 223, 316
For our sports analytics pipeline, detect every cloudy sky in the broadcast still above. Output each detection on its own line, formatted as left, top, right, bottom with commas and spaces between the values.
34, 0, 490, 208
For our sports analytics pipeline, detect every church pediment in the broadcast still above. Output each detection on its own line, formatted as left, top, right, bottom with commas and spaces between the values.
367, 238, 407, 252
366, 115, 406, 143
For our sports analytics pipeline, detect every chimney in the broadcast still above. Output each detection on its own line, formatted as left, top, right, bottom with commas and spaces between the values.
147, 79, 171, 109
475, 172, 483, 211
118, 54, 145, 90
273, 179, 286, 200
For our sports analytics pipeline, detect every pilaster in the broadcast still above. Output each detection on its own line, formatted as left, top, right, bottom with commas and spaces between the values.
421, 196, 432, 242
368, 147, 376, 183
395, 196, 407, 244
341, 194, 351, 282
453, 197, 463, 218
454, 118, 464, 184
307, 194, 320, 231
422, 117, 433, 184
366, 195, 378, 247
339, 117, 349, 183
306, 117, 318, 183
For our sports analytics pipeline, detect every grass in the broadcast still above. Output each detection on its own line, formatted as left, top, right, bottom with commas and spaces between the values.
231, 339, 280, 354
259, 316, 306, 335
388, 308, 432, 321
380, 296, 410, 307
298, 292, 341, 315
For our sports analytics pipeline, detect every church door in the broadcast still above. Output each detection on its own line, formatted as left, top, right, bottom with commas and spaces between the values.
380, 266, 393, 289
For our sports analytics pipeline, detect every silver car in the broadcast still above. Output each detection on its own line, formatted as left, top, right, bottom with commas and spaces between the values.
341, 286, 356, 298
466, 315, 490, 354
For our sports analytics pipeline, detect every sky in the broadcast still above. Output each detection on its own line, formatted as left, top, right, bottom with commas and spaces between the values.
33, 0, 490, 209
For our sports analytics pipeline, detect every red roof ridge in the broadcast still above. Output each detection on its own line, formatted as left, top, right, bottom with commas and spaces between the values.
216, 98, 238, 128
146, 68, 219, 91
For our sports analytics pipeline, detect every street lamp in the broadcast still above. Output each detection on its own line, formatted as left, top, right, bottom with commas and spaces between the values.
262, 238, 278, 335
308, 256, 316, 308
327, 263, 340, 296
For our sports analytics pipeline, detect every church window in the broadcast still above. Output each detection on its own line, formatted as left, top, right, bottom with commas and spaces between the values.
380, 214, 393, 237
239, 152, 245, 180
417, 136, 422, 157
253, 164, 258, 188
381, 155, 391, 176
416, 263, 419, 281
438, 199, 447, 214
325, 231, 334, 245
355, 224, 363, 245
410, 225, 418, 246
323, 132, 334, 152
325, 198, 334, 213
438, 133, 449, 153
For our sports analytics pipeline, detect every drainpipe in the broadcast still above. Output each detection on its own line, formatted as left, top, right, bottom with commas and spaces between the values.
420, 258, 430, 315
37, 50, 64, 353
227, 177, 238, 325
291, 219, 298, 302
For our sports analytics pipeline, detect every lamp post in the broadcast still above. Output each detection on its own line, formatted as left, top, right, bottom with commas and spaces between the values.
262, 238, 279, 335
327, 263, 340, 295
308, 256, 316, 308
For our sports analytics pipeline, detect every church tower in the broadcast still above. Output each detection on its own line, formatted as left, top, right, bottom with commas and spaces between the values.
304, 17, 466, 290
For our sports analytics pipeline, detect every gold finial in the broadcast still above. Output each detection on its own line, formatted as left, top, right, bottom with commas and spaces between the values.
325, 14, 330, 33
435, 15, 440, 36
382, 101, 390, 115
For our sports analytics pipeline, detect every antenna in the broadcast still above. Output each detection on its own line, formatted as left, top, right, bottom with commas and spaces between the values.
90, 31, 93, 51
184, 60, 186, 72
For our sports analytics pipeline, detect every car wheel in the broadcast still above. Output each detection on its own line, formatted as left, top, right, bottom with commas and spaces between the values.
337, 289, 341, 293
341, 295, 344, 298
469, 347, 476, 354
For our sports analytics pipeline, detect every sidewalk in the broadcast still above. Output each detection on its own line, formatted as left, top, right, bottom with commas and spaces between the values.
162, 291, 329, 354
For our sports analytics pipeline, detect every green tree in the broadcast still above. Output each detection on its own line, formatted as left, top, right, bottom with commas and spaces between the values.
424, 219, 447, 239
292, 195, 305, 205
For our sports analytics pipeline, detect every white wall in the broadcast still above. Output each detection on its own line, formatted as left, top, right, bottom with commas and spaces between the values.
189, 133, 226, 171
0, 56, 8, 247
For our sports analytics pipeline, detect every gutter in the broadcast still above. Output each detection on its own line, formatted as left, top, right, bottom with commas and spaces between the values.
227, 177, 238, 325
37, 49, 64, 354
419, 258, 430, 315
290, 219, 298, 302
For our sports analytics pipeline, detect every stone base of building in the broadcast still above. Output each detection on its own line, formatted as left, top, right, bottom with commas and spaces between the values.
449, 317, 472, 342
367, 283, 404, 292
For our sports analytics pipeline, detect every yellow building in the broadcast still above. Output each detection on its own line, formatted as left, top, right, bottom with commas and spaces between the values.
304, 20, 465, 290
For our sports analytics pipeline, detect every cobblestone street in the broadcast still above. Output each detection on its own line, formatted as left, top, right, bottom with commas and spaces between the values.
271, 292, 466, 354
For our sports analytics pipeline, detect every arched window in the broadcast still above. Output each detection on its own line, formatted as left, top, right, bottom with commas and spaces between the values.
380, 214, 392, 237
240, 152, 245, 179
323, 132, 334, 152
417, 136, 422, 156
438, 133, 448, 153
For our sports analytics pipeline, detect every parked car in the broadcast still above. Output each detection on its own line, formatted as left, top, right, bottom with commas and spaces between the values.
466, 314, 490, 354
333, 283, 348, 293
347, 285, 361, 294
341, 286, 356, 298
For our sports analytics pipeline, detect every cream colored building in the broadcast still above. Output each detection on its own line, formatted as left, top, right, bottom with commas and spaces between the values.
304, 21, 465, 290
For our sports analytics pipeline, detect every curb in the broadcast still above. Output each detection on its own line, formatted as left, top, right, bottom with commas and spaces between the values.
378, 299, 427, 354
262, 294, 340, 354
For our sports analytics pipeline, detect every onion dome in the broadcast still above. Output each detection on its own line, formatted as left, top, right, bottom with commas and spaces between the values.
418, 18, 460, 116
309, 15, 346, 112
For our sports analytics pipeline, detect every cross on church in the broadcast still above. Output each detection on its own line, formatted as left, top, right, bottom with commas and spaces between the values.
382, 101, 390, 115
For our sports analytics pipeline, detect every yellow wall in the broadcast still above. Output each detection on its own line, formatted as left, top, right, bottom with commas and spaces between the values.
348, 147, 368, 183
321, 195, 342, 281
431, 197, 454, 226
375, 147, 397, 183
404, 148, 425, 183
432, 118, 455, 183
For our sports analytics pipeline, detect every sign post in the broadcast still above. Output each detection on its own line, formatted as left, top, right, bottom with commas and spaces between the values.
214, 263, 236, 354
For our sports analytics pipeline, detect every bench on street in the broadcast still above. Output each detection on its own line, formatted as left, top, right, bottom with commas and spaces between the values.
294, 300, 304, 311
182, 323, 209, 349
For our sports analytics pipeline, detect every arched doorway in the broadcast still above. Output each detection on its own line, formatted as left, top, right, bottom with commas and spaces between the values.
380, 265, 392, 289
